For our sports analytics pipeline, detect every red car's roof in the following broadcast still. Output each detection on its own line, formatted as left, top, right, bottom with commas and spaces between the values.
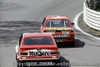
20, 33, 57, 48
45, 16, 69, 20
23, 33, 52, 38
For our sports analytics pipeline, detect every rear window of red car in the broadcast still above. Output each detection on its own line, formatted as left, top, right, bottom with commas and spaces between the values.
45, 19, 71, 27
23, 37, 54, 45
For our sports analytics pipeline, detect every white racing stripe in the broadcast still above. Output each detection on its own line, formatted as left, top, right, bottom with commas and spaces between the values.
73, 12, 100, 40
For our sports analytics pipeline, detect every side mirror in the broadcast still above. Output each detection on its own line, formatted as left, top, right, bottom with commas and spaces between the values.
71, 23, 74, 26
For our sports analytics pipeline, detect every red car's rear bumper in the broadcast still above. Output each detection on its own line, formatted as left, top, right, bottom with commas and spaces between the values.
18, 56, 60, 61
55, 38, 74, 42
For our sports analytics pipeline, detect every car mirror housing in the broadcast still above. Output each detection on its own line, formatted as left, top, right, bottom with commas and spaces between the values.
71, 23, 74, 26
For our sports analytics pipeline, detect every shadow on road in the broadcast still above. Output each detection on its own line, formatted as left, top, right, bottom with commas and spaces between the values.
74, 39, 85, 48
59, 56, 71, 67
57, 39, 85, 48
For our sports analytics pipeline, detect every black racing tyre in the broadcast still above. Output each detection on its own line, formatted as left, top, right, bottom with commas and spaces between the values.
17, 60, 22, 67
71, 41, 75, 47
16, 54, 17, 60
53, 59, 60, 67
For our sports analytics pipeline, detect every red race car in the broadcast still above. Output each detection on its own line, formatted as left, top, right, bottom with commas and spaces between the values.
40, 16, 75, 45
15, 33, 60, 66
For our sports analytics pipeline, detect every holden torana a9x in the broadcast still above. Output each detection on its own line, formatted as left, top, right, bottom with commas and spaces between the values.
40, 16, 75, 45
15, 33, 60, 66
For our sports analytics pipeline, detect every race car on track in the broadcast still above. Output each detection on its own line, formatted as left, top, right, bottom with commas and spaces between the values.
40, 16, 75, 45
15, 33, 60, 67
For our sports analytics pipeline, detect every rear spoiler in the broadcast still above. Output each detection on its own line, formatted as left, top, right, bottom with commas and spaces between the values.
20, 47, 58, 52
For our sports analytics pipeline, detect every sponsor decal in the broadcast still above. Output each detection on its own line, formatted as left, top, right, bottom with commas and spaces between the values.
29, 51, 49, 56
46, 28, 71, 30
28, 49, 50, 56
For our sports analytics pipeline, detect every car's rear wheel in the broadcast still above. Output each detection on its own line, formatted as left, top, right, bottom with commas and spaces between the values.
16, 54, 18, 60
17, 60, 21, 67
16, 55, 21, 67
53, 59, 60, 67
70, 41, 75, 47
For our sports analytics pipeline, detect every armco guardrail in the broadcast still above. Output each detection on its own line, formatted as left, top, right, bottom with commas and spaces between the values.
83, 1, 100, 31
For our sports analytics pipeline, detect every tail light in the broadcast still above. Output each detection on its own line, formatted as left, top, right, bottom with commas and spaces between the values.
20, 52, 28, 56
50, 51, 60, 55
70, 32, 75, 37
69, 30, 75, 37
70, 34, 75, 37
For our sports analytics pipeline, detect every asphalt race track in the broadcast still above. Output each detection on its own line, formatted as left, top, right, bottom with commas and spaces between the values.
0, 0, 100, 67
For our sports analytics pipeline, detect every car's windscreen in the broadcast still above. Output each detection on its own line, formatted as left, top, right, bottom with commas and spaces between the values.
24, 37, 54, 45
45, 19, 71, 27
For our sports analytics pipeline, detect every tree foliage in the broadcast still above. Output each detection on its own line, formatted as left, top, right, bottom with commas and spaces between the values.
87, 0, 100, 10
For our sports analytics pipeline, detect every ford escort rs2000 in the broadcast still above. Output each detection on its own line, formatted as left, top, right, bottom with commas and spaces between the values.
15, 33, 60, 66
40, 16, 75, 46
